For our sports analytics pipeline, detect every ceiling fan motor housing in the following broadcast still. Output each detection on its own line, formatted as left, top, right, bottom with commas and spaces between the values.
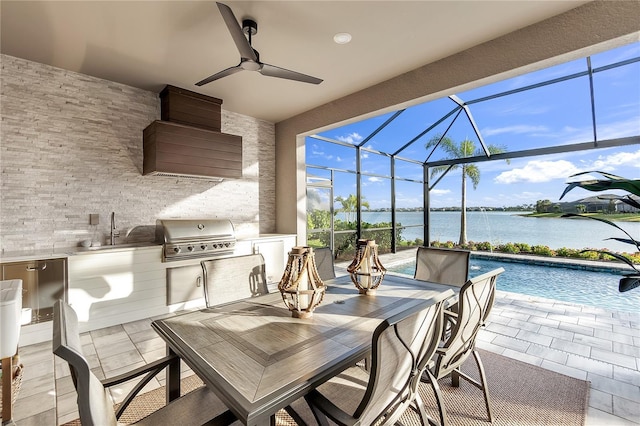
242, 19, 257, 36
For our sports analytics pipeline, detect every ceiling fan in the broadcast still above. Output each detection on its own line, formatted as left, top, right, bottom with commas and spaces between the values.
196, 2, 323, 87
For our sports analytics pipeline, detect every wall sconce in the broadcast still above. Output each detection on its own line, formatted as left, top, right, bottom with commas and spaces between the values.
347, 239, 386, 295
278, 246, 326, 318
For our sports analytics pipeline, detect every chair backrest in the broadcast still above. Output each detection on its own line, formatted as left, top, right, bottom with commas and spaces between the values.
313, 247, 336, 281
414, 246, 470, 286
53, 300, 117, 426
433, 267, 504, 378
355, 291, 452, 426
201, 253, 268, 307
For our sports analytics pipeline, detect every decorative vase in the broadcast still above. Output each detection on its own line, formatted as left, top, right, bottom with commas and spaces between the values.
278, 246, 326, 318
347, 239, 386, 295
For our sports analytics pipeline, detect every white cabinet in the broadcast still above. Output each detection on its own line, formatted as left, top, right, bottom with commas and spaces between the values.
67, 246, 166, 332
64, 236, 297, 332
249, 235, 296, 284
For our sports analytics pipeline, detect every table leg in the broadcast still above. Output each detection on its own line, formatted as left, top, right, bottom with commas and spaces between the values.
166, 348, 180, 402
1, 357, 13, 424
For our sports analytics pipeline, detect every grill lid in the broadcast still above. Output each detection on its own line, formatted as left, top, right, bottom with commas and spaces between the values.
157, 219, 235, 243
156, 219, 236, 261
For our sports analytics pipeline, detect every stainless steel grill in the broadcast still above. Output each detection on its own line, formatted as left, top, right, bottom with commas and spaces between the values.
156, 219, 236, 262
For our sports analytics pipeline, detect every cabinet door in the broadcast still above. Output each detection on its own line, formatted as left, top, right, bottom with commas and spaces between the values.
67, 247, 165, 330
166, 264, 204, 304
253, 241, 285, 284
1, 259, 66, 323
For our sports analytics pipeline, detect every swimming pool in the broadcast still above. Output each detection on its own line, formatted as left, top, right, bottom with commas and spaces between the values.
389, 256, 640, 313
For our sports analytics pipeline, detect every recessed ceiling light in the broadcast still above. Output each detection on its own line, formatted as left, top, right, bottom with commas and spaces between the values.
333, 33, 352, 45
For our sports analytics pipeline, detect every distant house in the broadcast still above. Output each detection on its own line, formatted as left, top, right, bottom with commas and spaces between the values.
561, 194, 640, 214
576, 195, 614, 213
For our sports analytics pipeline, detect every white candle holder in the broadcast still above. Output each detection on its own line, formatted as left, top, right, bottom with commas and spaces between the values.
278, 246, 326, 318
347, 239, 386, 295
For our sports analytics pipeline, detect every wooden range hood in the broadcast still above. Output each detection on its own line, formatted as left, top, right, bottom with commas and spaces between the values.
143, 85, 242, 180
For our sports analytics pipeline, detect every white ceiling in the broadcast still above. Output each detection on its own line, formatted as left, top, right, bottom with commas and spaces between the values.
1, 1, 588, 123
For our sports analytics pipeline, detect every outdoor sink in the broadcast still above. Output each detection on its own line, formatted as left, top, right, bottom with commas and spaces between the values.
80, 243, 157, 252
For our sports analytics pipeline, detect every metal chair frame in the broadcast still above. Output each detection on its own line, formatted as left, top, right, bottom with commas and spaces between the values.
298, 292, 452, 426
52, 300, 236, 426
422, 268, 504, 426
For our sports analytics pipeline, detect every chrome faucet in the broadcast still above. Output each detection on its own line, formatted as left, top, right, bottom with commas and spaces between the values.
110, 212, 120, 245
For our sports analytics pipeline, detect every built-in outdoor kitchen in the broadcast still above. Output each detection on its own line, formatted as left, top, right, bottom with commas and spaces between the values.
0, 57, 295, 347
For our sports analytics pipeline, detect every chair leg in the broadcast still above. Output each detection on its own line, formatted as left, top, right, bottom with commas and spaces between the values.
413, 392, 442, 426
423, 369, 448, 426
472, 349, 494, 423
304, 395, 331, 426
451, 368, 460, 388
283, 405, 310, 426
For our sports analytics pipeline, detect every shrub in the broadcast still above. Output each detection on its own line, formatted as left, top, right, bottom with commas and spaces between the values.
514, 243, 530, 253
497, 242, 520, 254
532, 245, 555, 256
578, 250, 601, 261
476, 241, 493, 251
555, 247, 577, 257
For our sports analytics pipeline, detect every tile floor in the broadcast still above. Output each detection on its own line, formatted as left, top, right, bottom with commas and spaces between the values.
4, 251, 640, 425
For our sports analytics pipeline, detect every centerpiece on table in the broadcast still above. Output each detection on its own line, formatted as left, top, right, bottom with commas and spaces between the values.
347, 239, 386, 295
278, 246, 326, 318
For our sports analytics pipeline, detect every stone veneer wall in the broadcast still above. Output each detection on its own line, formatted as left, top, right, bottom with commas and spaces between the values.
0, 54, 275, 252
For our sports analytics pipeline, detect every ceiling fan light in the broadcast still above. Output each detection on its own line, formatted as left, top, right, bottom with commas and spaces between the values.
333, 32, 352, 44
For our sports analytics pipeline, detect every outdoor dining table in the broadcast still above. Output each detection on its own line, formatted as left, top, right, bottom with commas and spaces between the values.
151, 273, 456, 426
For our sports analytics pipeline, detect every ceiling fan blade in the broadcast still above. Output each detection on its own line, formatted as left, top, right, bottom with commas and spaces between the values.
260, 63, 323, 85
195, 65, 243, 86
216, 2, 257, 61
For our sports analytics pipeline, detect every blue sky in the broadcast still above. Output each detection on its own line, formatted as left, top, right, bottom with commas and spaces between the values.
307, 41, 640, 210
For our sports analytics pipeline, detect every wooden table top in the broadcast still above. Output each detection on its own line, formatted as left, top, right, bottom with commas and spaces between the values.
152, 273, 455, 426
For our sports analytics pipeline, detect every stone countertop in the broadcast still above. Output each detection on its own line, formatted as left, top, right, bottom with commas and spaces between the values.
0, 234, 297, 263
0, 243, 162, 263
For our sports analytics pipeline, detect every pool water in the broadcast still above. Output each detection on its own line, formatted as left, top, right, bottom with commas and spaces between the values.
390, 257, 640, 314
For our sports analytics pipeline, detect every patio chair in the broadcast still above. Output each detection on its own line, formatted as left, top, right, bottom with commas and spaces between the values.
313, 247, 336, 281
201, 253, 269, 307
52, 300, 237, 426
414, 246, 470, 286
422, 268, 504, 426
415, 246, 471, 338
285, 291, 452, 426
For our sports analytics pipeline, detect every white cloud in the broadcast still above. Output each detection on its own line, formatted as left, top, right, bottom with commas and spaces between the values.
368, 176, 382, 182
495, 148, 640, 184
430, 189, 451, 195
592, 149, 640, 170
337, 132, 363, 144
494, 160, 580, 183
482, 124, 548, 136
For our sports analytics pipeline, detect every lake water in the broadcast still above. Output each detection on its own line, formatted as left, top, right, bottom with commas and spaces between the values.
341, 211, 640, 253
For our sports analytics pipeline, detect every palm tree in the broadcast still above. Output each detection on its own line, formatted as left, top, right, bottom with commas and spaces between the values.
335, 194, 370, 223
426, 135, 507, 245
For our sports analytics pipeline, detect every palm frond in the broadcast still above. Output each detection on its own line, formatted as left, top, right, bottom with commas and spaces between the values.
561, 171, 640, 199
620, 275, 640, 292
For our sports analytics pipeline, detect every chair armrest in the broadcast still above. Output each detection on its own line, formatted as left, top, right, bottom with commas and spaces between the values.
102, 354, 177, 387
102, 354, 179, 420
305, 389, 358, 426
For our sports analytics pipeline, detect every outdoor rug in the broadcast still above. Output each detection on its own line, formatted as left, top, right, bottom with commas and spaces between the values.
62, 349, 589, 426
